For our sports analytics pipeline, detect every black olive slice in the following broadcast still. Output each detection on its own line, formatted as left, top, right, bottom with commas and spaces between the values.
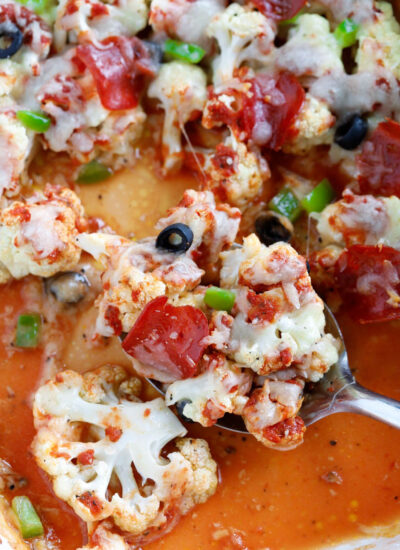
175, 399, 194, 423
45, 271, 90, 304
0, 23, 23, 59
334, 115, 368, 150
255, 211, 293, 247
156, 223, 194, 253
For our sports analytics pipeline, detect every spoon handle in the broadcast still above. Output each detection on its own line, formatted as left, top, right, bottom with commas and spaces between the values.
339, 383, 400, 429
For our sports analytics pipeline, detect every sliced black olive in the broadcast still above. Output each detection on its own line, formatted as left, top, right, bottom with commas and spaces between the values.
334, 115, 368, 150
255, 211, 293, 247
0, 23, 23, 59
45, 271, 90, 304
156, 223, 193, 253
175, 399, 194, 423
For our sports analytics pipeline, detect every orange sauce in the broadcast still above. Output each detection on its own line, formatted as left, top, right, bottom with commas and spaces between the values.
1, 158, 399, 549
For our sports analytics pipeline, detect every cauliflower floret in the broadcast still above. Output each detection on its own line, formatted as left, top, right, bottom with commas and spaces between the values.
0, 100, 33, 198
148, 61, 207, 173
78, 190, 240, 337
79, 523, 130, 550
25, 54, 146, 168
0, 2, 52, 98
32, 366, 218, 544
242, 378, 306, 450
356, 1, 400, 79
315, 0, 376, 24
0, 185, 85, 283
54, 0, 148, 51
282, 94, 335, 154
149, 0, 224, 49
206, 3, 275, 85
54, 0, 148, 50
156, 189, 241, 270
166, 352, 253, 426
215, 235, 340, 380
193, 131, 269, 207
276, 14, 343, 79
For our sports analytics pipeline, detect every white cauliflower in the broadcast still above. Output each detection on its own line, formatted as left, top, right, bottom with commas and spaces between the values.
54, 0, 148, 50
32, 366, 218, 545
0, 185, 85, 283
0, 100, 33, 198
0, 2, 52, 98
148, 61, 207, 172
25, 54, 146, 168
242, 378, 306, 450
356, 1, 400, 79
315, 0, 376, 24
194, 131, 269, 206
316, 190, 400, 249
166, 352, 253, 426
77, 189, 240, 337
149, 0, 224, 49
214, 234, 340, 380
276, 14, 343, 79
282, 94, 335, 154
206, 3, 275, 85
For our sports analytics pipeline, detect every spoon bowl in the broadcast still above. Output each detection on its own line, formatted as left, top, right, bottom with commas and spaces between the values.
147, 304, 400, 433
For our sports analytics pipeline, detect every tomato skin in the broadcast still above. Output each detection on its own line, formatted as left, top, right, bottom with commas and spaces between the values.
248, 0, 306, 21
75, 36, 154, 111
122, 296, 209, 380
335, 245, 400, 323
357, 119, 400, 197
241, 72, 305, 150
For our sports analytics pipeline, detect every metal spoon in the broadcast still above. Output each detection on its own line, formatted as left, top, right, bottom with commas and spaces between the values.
147, 304, 400, 433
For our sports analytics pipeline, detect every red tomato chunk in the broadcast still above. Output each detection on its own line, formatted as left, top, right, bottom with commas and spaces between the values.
335, 245, 400, 323
122, 296, 209, 380
76, 36, 155, 111
357, 119, 400, 197
248, 0, 306, 21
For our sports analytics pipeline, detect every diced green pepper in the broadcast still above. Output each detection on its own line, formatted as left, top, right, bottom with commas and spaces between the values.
77, 160, 112, 184
269, 188, 302, 222
301, 178, 335, 213
334, 18, 359, 49
16, 111, 51, 133
204, 287, 235, 312
12, 496, 44, 539
164, 39, 206, 64
15, 314, 41, 348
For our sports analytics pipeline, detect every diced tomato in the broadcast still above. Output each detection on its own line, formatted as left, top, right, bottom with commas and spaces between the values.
248, 0, 306, 21
75, 36, 155, 111
241, 72, 305, 150
357, 119, 400, 197
122, 296, 209, 380
334, 245, 400, 323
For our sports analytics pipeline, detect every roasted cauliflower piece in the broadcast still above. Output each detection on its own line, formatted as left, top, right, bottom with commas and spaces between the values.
192, 131, 269, 207
0, 100, 33, 198
243, 378, 306, 450
32, 366, 218, 545
316, 190, 400, 249
78, 189, 240, 337
148, 61, 207, 172
54, 0, 148, 50
206, 3, 275, 85
213, 234, 339, 380
282, 94, 335, 154
0, 185, 85, 284
166, 352, 253, 426
149, 0, 224, 49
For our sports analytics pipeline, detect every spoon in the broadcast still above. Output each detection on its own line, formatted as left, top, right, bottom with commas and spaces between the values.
147, 304, 400, 433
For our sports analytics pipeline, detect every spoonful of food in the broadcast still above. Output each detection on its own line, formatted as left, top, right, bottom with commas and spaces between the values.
146, 304, 400, 434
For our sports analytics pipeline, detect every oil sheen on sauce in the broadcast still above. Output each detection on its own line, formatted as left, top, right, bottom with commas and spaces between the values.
0, 158, 399, 550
